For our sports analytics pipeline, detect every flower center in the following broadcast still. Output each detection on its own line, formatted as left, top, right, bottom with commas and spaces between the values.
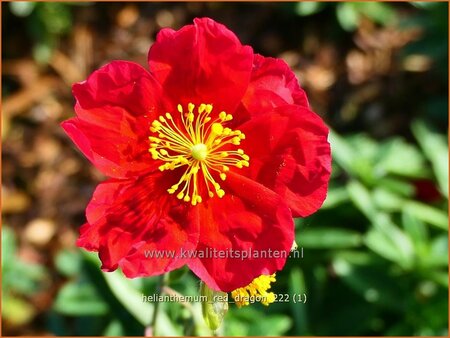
191, 143, 208, 161
148, 103, 249, 206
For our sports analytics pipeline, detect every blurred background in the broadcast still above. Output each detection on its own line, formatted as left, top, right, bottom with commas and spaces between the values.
2, 1, 448, 336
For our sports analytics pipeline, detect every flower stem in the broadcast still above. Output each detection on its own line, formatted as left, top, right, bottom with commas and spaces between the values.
150, 274, 166, 335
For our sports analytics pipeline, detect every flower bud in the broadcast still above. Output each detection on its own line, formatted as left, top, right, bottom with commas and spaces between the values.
200, 281, 228, 331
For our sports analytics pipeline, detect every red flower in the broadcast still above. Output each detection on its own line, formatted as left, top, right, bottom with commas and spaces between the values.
62, 18, 331, 292
413, 179, 442, 203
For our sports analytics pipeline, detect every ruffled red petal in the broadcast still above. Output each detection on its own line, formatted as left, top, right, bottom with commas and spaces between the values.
187, 171, 294, 292
62, 106, 156, 178
63, 61, 167, 178
237, 54, 309, 121
77, 174, 199, 277
148, 17, 253, 113
238, 105, 331, 217
73, 60, 166, 116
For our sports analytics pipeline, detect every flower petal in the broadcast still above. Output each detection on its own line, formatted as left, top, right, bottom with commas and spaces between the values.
77, 174, 199, 277
73, 60, 165, 116
61, 105, 156, 178
239, 54, 309, 119
239, 104, 331, 217
187, 171, 294, 292
148, 17, 253, 113
63, 61, 167, 178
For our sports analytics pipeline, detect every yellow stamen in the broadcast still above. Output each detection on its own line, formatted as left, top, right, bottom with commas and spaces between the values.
148, 103, 250, 205
231, 274, 276, 308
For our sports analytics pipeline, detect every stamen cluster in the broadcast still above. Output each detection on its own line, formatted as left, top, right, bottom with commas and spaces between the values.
149, 103, 249, 205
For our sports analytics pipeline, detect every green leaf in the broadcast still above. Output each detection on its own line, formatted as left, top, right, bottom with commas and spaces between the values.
373, 188, 405, 212
430, 235, 448, 259
334, 250, 380, 266
364, 230, 402, 265
298, 227, 363, 249
403, 201, 448, 230
226, 307, 291, 336
347, 134, 379, 161
247, 314, 292, 336
364, 214, 414, 269
421, 234, 448, 268
190, 302, 216, 336
346, 180, 377, 220
103, 319, 125, 336
1, 227, 16, 270
289, 268, 308, 335
375, 138, 428, 178
167, 266, 189, 284
102, 271, 153, 326
103, 272, 179, 335
83, 251, 179, 335
322, 186, 350, 209
328, 130, 357, 176
401, 209, 428, 257
53, 280, 109, 316
377, 177, 415, 197
8, 262, 46, 295
55, 249, 82, 277
412, 120, 448, 197
427, 271, 448, 287
411, 2, 442, 10
200, 282, 228, 331
357, 2, 397, 25
346, 134, 379, 184
336, 3, 359, 31
2, 228, 47, 295
295, 2, 325, 16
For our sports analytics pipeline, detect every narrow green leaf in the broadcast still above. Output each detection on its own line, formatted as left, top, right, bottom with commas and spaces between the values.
347, 180, 377, 220
1, 227, 16, 270
373, 188, 405, 211
365, 214, 415, 269
298, 227, 363, 249
53, 281, 109, 316
421, 234, 448, 268
412, 120, 448, 197
377, 177, 415, 197
328, 130, 357, 176
401, 210, 428, 247
364, 230, 403, 265
83, 252, 179, 335
322, 186, 350, 209
90, 262, 151, 325
427, 271, 449, 287
289, 268, 308, 335
375, 138, 428, 178
55, 249, 82, 277
404, 201, 448, 230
